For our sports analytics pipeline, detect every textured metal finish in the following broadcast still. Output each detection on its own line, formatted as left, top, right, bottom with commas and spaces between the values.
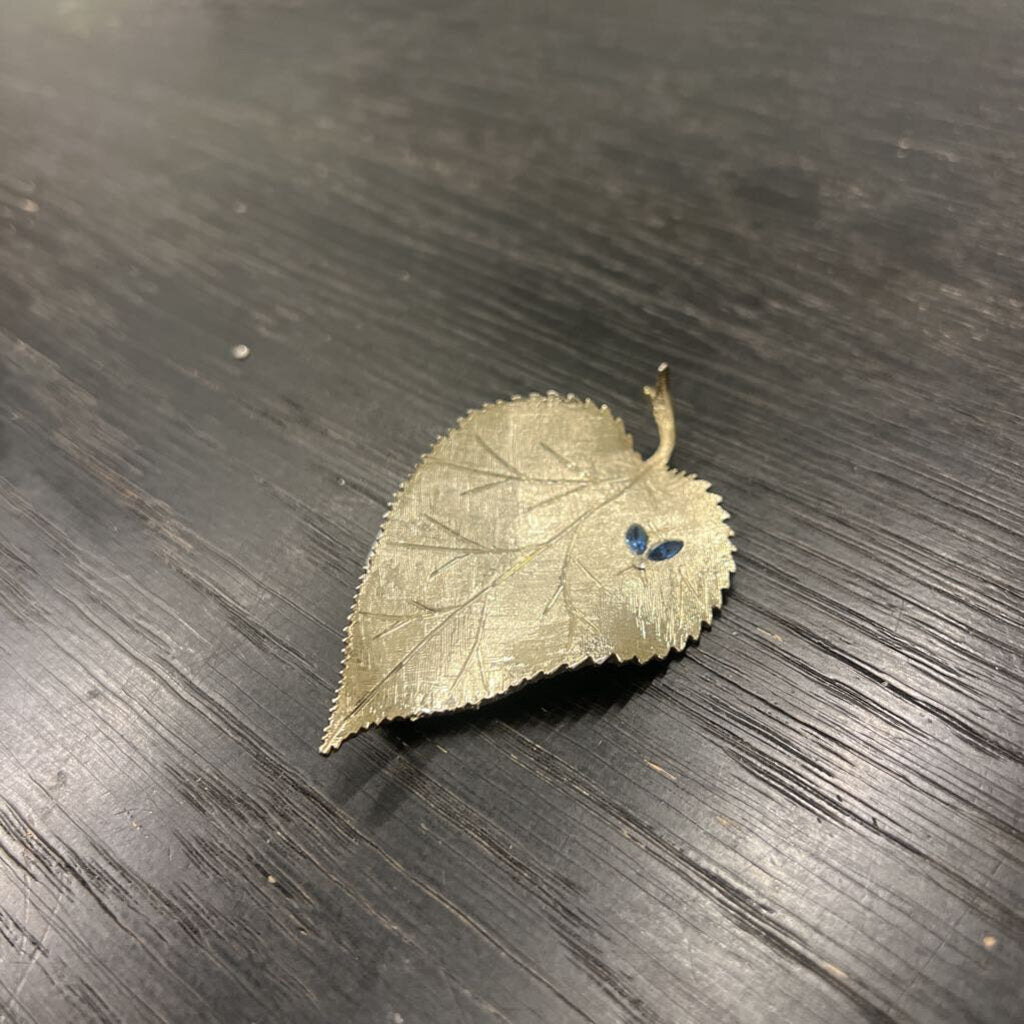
320, 366, 734, 752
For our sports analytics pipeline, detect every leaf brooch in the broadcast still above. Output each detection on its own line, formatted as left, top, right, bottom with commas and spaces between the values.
320, 364, 734, 753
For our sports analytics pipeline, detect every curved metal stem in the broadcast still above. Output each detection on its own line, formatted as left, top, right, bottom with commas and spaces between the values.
643, 363, 676, 468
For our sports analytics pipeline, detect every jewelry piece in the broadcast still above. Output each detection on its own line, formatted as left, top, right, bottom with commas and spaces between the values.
320, 364, 734, 753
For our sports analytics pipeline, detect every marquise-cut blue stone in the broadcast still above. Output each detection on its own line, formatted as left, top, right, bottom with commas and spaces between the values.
648, 539, 684, 561
625, 523, 648, 554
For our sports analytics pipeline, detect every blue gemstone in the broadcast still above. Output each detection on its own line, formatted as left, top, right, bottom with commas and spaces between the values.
648, 539, 684, 561
625, 523, 648, 554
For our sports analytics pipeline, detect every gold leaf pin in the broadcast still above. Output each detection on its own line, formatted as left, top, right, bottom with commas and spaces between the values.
320, 364, 734, 753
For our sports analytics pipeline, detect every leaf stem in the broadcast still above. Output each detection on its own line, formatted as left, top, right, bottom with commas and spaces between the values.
644, 362, 676, 468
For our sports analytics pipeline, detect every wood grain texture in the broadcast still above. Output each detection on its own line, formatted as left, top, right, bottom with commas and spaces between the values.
1, 1, 1022, 1022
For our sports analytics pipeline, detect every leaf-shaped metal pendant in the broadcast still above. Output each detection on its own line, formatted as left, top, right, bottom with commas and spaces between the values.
320, 364, 734, 753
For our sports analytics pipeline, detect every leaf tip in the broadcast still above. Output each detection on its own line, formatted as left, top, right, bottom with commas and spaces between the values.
319, 714, 360, 754
319, 716, 343, 754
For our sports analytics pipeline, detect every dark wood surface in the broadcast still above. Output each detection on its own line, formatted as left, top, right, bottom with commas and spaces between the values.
1, 1, 1022, 1022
